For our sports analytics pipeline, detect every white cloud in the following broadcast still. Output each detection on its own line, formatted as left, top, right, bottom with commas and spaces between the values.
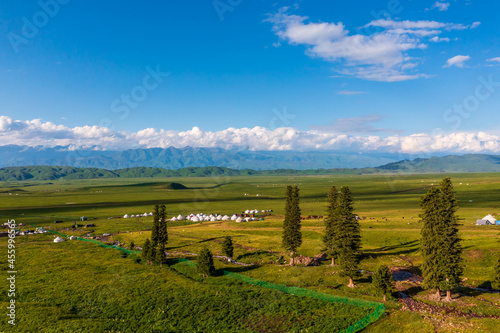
487, 57, 500, 63
429, 36, 450, 42
2, 116, 500, 154
432, 2, 450, 11
470, 21, 481, 29
266, 10, 475, 81
444, 55, 471, 68
310, 113, 402, 134
336, 90, 367, 95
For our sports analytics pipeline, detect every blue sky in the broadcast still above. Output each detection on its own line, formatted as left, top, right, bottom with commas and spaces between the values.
0, 0, 500, 154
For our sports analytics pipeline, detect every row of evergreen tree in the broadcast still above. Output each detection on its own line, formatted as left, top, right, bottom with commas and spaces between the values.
138, 178, 499, 302
281, 178, 495, 302
141, 204, 168, 267
281, 185, 363, 288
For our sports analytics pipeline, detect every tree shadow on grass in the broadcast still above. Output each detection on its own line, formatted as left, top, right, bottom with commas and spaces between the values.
405, 285, 424, 297
235, 250, 276, 261
213, 264, 260, 276
363, 240, 420, 259
166, 236, 228, 250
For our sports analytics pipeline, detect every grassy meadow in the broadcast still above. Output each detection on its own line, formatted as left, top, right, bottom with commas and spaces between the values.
1, 172, 500, 332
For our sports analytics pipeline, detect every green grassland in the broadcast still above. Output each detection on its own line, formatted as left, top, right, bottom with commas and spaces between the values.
1, 172, 500, 332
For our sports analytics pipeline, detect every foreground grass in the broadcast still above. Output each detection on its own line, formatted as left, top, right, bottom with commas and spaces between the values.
0, 236, 370, 333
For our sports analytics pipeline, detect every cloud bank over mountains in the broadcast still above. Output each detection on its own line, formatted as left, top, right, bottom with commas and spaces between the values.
1, 116, 500, 154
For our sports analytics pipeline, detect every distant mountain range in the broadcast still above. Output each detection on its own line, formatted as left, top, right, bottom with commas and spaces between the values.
0, 145, 399, 170
0, 154, 500, 181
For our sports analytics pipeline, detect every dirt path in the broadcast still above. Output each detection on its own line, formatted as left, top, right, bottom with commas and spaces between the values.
399, 296, 500, 319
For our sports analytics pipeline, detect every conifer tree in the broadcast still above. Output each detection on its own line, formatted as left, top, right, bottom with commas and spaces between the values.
130, 240, 135, 250
420, 187, 442, 296
372, 265, 395, 301
155, 243, 166, 268
221, 236, 234, 259
336, 186, 361, 288
323, 186, 339, 265
151, 204, 160, 248
142, 238, 151, 265
158, 204, 168, 246
147, 240, 156, 265
282, 185, 302, 265
420, 178, 463, 301
493, 257, 500, 290
197, 246, 215, 277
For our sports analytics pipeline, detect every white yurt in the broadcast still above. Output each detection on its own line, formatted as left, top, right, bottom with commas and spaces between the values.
244, 217, 250, 222
54, 237, 64, 243
231, 214, 238, 220
217, 215, 222, 220
131, 214, 135, 218
236, 217, 243, 223
245, 209, 250, 214
222, 215, 230, 221
210, 217, 217, 222
171, 217, 178, 222
69, 236, 77, 240
123, 214, 129, 218
191, 216, 200, 222
177, 214, 185, 220
483, 214, 497, 224
148, 212, 153, 216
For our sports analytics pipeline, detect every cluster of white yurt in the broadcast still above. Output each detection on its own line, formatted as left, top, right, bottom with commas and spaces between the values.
244, 209, 261, 214
236, 216, 258, 222
171, 213, 233, 222
167, 210, 269, 223
123, 212, 153, 218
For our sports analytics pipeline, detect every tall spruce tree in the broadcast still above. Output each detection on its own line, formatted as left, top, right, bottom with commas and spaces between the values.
158, 204, 168, 246
420, 178, 463, 301
221, 236, 234, 259
151, 204, 160, 248
147, 239, 156, 265
420, 187, 443, 296
142, 238, 151, 265
493, 257, 500, 290
282, 185, 302, 265
372, 265, 395, 301
197, 246, 215, 277
336, 186, 361, 288
323, 186, 339, 265
155, 243, 166, 268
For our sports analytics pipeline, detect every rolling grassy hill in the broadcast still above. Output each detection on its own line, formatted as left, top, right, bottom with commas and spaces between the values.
1, 154, 500, 181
